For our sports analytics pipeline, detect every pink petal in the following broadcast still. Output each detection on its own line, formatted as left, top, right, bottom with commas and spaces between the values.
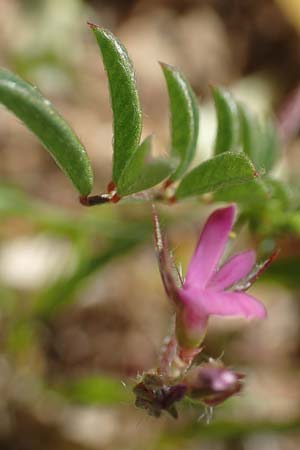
184, 205, 236, 290
208, 250, 256, 291
179, 288, 266, 320
203, 290, 267, 319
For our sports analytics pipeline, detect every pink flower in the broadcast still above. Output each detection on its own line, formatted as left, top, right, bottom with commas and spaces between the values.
154, 204, 270, 349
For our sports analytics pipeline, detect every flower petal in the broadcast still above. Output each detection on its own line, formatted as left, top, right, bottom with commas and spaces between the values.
184, 205, 236, 289
208, 250, 256, 291
179, 288, 266, 320
203, 290, 267, 319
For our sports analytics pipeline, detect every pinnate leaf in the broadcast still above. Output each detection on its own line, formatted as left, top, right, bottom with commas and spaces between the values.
176, 152, 257, 199
0, 68, 93, 195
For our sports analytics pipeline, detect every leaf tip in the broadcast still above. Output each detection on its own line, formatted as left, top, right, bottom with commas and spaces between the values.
158, 61, 167, 68
159, 61, 175, 73
253, 166, 265, 179
87, 22, 112, 38
87, 21, 98, 30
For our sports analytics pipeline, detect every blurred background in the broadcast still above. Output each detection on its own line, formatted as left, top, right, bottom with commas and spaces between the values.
1, 0, 300, 449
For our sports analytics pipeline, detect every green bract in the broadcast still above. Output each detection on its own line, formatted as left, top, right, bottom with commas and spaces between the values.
0, 68, 93, 196
161, 63, 199, 180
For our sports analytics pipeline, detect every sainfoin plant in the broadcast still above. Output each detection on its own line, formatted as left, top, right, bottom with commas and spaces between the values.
1, 21, 297, 419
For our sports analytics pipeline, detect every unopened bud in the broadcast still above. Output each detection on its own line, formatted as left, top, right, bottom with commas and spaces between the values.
184, 363, 244, 406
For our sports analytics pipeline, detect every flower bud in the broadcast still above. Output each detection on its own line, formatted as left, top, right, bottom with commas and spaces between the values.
184, 362, 244, 406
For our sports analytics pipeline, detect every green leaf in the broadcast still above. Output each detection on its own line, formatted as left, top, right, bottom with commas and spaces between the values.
90, 24, 142, 183
55, 376, 133, 405
239, 103, 261, 161
215, 177, 291, 215
214, 178, 270, 207
117, 136, 175, 196
161, 63, 199, 180
176, 152, 257, 199
264, 178, 292, 208
0, 68, 93, 196
213, 87, 240, 154
239, 104, 280, 173
257, 119, 280, 173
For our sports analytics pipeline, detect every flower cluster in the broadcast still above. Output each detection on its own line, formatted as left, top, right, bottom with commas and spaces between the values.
134, 204, 275, 418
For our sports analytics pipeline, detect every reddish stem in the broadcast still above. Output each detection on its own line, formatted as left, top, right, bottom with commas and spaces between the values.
79, 195, 110, 206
